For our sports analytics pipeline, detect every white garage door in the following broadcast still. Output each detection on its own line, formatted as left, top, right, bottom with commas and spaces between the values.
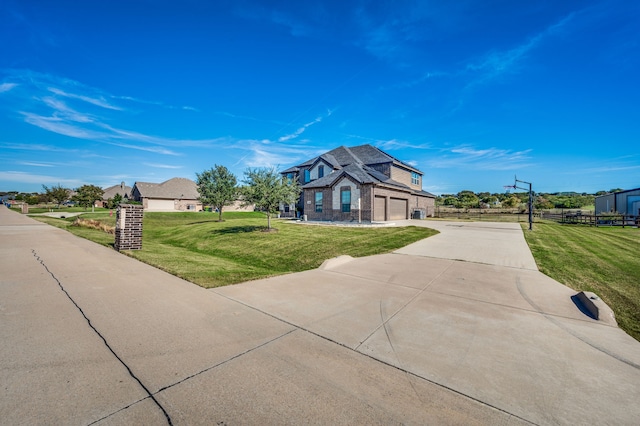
146, 199, 175, 211
390, 198, 408, 220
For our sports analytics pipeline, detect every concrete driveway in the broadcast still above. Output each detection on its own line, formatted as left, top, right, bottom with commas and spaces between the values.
2, 207, 639, 425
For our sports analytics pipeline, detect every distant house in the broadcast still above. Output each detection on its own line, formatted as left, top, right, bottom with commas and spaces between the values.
280, 144, 435, 222
595, 188, 640, 216
98, 181, 132, 207
131, 178, 203, 212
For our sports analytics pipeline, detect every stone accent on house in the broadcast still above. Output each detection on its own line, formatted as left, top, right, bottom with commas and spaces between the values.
115, 204, 143, 251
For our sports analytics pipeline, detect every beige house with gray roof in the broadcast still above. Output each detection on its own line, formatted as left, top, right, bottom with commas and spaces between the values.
98, 181, 132, 207
131, 178, 203, 212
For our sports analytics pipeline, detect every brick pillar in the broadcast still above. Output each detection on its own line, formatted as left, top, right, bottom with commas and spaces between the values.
115, 204, 144, 251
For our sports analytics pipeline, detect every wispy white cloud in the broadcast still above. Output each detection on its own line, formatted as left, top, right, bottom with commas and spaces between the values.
233, 138, 321, 170
466, 12, 576, 84
17, 161, 55, 167
278, 110, 332, 142
107, 142, 181, 156
1, 70, 219, 154
41, 96, 96, 123
48, 87, 122, 111
0, 171, 82, 186
143, 163, 183, 169
0, 142, 85, 154
375, 138, 432, 151
21, 112, 105, 140
428, 146, 533, 171
0, 82, 18, 93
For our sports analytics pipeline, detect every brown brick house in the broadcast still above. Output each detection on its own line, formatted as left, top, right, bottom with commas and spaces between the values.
280, 145, 435, 222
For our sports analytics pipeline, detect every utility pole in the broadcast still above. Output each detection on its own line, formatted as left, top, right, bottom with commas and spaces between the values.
505, 176, 533, 230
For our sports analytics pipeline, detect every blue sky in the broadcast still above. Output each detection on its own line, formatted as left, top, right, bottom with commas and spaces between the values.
1, 0, 639, 195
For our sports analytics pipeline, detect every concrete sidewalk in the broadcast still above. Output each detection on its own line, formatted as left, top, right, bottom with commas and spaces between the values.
2, 207, 639, 425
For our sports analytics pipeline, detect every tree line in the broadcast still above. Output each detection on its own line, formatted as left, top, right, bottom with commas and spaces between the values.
437, 189, 624, 210
5, 166, 299, 231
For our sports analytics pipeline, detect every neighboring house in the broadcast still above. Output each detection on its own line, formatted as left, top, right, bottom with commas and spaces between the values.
131, 178, 203, 212
280, 144, 435, 222
595, 187, 640, 216
98, 181, 132, 207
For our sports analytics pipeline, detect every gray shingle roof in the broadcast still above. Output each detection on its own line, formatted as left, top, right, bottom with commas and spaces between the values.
102, 182, 132, 199
133, 178, 199, 199
287, 144, 421, 174
302, 163, 411, 191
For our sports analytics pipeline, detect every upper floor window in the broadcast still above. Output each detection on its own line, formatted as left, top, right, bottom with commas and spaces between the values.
304, 169, 310, 183
286, 172, 294, 181
315, 192, 323, 213
411, 172, 420, 186
341, 188, 351, 213
318, 165, 324, 178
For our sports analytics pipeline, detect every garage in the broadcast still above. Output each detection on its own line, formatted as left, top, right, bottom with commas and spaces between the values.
389, 198, 408, 220
374, 196, 387, 221
146, 199, 175, 211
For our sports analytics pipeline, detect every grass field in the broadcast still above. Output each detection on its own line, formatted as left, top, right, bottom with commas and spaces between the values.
33, 211, 436, 287
523, 222, 640, 341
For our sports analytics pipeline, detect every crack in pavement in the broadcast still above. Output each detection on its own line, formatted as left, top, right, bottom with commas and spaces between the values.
212, 287, 537, 425
31, 250, 173, 426
155, 328, 297, 394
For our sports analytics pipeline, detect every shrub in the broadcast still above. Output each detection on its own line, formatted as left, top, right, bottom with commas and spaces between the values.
72, 218, 115, 234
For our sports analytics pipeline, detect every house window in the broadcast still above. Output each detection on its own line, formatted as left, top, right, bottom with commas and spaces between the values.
315, 192, 323, 213
304, 169, 310, 183
286, 172, 294, 181
341, 188, 351, 213
411, 172, 420, 186
318, 165, 324, 178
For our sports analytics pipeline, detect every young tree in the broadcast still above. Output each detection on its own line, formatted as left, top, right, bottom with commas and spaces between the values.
73, 184, 104, 212
241, 167, 300, 230
196, 165, 238, 221
106, 193, 123, 209
42, 184, 70, 208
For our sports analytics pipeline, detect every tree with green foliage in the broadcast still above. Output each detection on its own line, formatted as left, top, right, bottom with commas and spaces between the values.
73, 184, 104, 212
106, 193, 123, 209
442, 196, 458, 207
196, 165, 238, 221
457, 190, 480, 208
42, 184, 70, 208
502, 195, 521, 208
241, 167, 300, 230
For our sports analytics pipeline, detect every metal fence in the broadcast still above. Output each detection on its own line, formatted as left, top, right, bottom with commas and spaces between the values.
541, 211, 639, 227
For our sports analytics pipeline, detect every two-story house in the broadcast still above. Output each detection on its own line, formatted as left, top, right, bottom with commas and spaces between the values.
281, 144, 435, 222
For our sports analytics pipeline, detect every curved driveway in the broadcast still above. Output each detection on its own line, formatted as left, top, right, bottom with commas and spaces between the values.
2, 208, 639, 425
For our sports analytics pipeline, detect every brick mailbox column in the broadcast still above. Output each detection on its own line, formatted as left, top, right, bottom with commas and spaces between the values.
115, 204, 144, 251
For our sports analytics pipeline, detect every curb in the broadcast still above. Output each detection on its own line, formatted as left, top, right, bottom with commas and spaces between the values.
575, 291, 617, 326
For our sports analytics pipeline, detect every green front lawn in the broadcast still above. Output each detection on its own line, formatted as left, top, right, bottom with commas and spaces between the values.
523, 222, 640, 341
34, 211, 437, 288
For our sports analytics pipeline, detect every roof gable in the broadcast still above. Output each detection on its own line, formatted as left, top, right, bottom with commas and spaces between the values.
288, 144, 422, 175
102, 182, 132, 199
133, 177, 199, 199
